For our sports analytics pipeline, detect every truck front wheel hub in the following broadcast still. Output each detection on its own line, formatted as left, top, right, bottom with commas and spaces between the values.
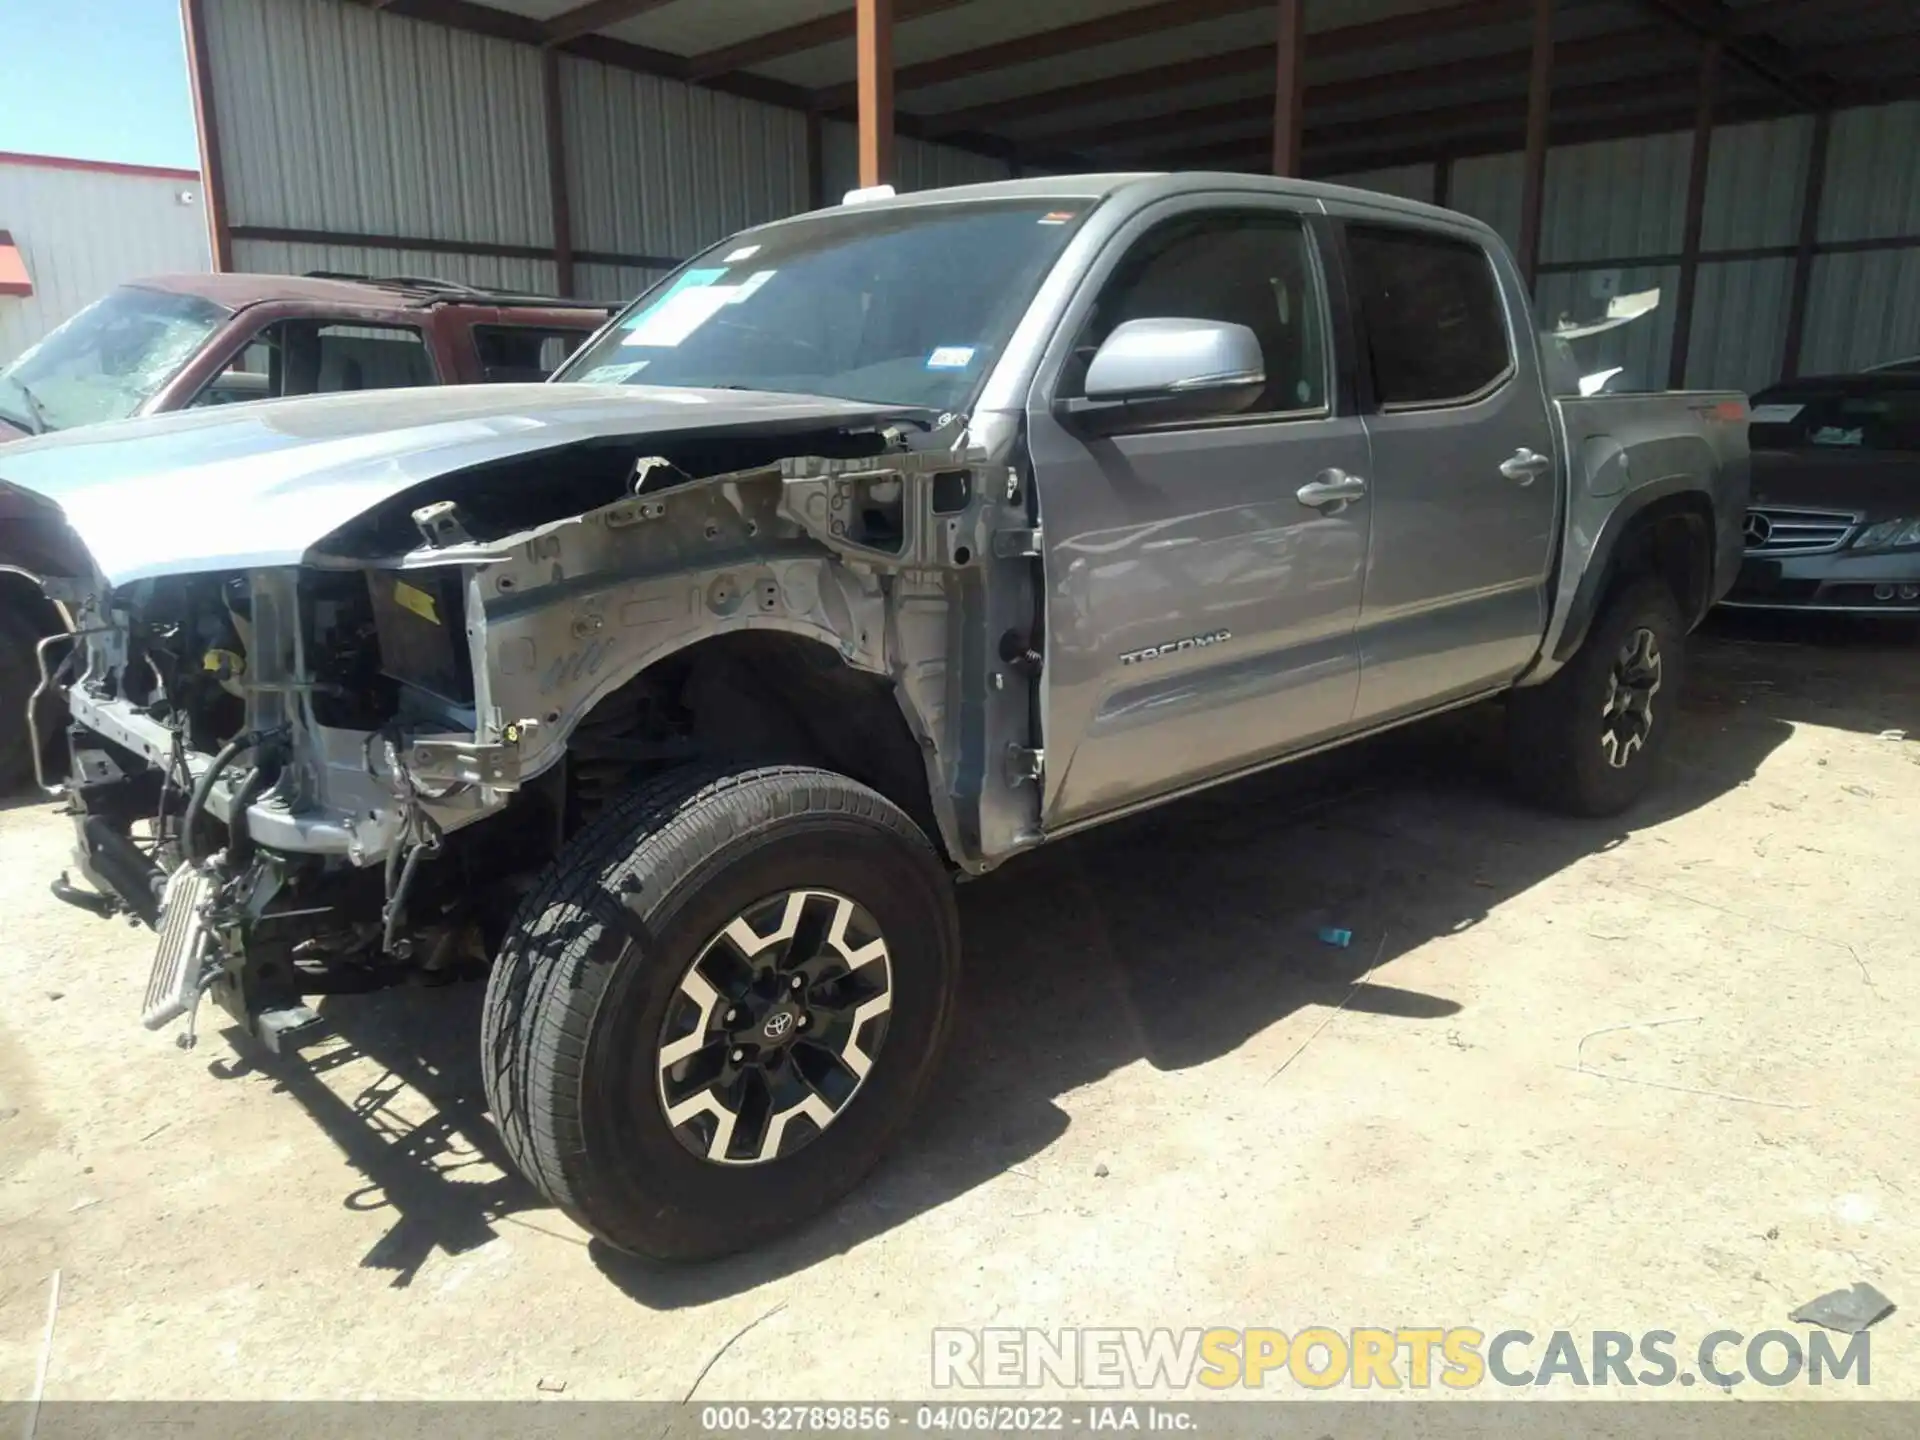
655, 888, 893, 1166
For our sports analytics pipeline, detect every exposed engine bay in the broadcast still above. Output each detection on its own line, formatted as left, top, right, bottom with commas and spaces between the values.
30, 405, 1036, 1051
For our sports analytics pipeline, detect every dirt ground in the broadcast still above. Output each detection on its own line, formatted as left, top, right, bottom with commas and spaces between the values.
0, 614, 1914, 1403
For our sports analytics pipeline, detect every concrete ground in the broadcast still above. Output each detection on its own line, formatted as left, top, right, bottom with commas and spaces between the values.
0, 615, 1914, 1402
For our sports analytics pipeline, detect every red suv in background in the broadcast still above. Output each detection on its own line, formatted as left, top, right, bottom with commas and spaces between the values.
0, 272, 609, 440
0, 272, 611, 788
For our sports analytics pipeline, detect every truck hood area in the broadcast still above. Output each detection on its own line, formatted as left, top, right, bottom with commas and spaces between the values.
0, 382, 920, 586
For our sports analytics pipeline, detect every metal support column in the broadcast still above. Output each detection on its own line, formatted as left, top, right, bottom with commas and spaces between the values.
1518, 0, 1555, 291
856, 0, 895, 188
1780, 109, 1833, 381
1668, 40, 1720, 389
1272, 0, 1306, 177
542, 48, 575, 297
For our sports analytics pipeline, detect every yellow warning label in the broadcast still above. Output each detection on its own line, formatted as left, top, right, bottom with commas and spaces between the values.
392, 580, 441, 625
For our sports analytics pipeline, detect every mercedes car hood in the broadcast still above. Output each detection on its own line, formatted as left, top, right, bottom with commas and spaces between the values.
0, 383, 912, 587
1752, 448, 1920, 517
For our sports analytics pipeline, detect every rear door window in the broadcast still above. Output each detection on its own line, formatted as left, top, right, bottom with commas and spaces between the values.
1345, 224, 1511, 409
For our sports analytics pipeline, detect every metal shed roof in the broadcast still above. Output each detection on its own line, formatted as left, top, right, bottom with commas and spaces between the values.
378, 0, 1917, 176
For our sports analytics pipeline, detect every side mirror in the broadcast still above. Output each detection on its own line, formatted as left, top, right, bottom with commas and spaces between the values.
1058, 317, 1266, 434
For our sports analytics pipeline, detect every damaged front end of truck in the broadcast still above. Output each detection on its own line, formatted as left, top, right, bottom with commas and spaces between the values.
1, 387, 1041, 1051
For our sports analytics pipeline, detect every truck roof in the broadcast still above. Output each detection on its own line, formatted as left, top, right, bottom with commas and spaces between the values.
792, 170, 1473, 232
124, 271, 610, 318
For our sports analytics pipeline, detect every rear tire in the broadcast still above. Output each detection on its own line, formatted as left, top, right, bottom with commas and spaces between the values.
481, 763, 960, 1261
1508, 576, 1685, 817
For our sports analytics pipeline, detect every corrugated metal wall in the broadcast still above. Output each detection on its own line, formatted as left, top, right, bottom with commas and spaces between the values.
1682, 115, 1812, 392
205, 0, 1010, 313
562, 56, 808, 265
821, 120, 1014, 204
1820, 101, 1920, 245
0, 161, 212, 365
1447, 151, 1525, 257
1802, 100, 1920, 374
1329, 101, 1918, 390
1543, 132, 1692, 264
205, 0, 552, 248
1699, 116, 1809, 251
1687, 257, 1796, 393
197, 0, 1919, 380
1800, 250, 1920, 376
230, 239, 558, 297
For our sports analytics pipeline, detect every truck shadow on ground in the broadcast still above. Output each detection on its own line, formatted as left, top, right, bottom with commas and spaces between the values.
212, 981, 544, 1288
224, 617, 1896, 1298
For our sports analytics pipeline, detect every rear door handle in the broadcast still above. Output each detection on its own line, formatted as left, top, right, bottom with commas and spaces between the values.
1500, 448, 1553, 485
1296, 470, 1368, 512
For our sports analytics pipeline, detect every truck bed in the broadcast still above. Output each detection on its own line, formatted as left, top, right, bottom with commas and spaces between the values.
1537, 390, 1752, 673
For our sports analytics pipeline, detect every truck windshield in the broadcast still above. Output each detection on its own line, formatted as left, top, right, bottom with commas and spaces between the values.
0, 286, 229, 434
557, 198, 1095, 411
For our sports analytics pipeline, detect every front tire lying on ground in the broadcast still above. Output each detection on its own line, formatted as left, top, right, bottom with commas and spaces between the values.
482, 764, 961, 1261
1508, 576, 1686, 817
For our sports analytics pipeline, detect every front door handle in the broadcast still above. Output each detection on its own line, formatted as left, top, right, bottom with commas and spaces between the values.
1296, 470, 1368, 512
1500, 448, 1553, 485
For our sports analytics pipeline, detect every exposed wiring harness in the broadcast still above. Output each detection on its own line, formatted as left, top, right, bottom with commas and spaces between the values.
180, 727, 290, 868
151, 722, 193, 859
364, 726, 448, 957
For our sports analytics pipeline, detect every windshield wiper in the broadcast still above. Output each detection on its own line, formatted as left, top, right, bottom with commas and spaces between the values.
0, 374, 50, 435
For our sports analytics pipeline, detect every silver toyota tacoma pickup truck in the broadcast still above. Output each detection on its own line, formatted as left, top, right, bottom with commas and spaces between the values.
0, 175, 1749, 1260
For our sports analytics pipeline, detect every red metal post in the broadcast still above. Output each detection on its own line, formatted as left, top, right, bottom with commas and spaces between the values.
1273, 0, 1306, 176
856, 0, 895, 188
179, 0, 233, 271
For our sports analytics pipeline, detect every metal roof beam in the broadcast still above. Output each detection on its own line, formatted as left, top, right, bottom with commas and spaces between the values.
1728, 0, 1884, 36
687, 0, 970, 83
925, 0, 1532, 135
813, 0, 1279, 111
1142, 65, 1720, 166
345, 0, 1063, 171
1029, 26, 1670, 150
540, 0, 677, 47
1290, 91, 1791, 177
1627, 0, 1833, 107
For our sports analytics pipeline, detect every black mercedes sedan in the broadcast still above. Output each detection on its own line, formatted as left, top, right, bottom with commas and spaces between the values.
1724, 370, 1920, 615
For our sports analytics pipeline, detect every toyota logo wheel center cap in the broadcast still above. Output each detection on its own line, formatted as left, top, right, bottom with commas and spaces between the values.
761, 1011, 795, 1041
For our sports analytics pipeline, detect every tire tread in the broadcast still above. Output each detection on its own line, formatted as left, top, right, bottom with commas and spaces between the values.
1508, 576, 1684, 817
480, 762, 949, 1255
